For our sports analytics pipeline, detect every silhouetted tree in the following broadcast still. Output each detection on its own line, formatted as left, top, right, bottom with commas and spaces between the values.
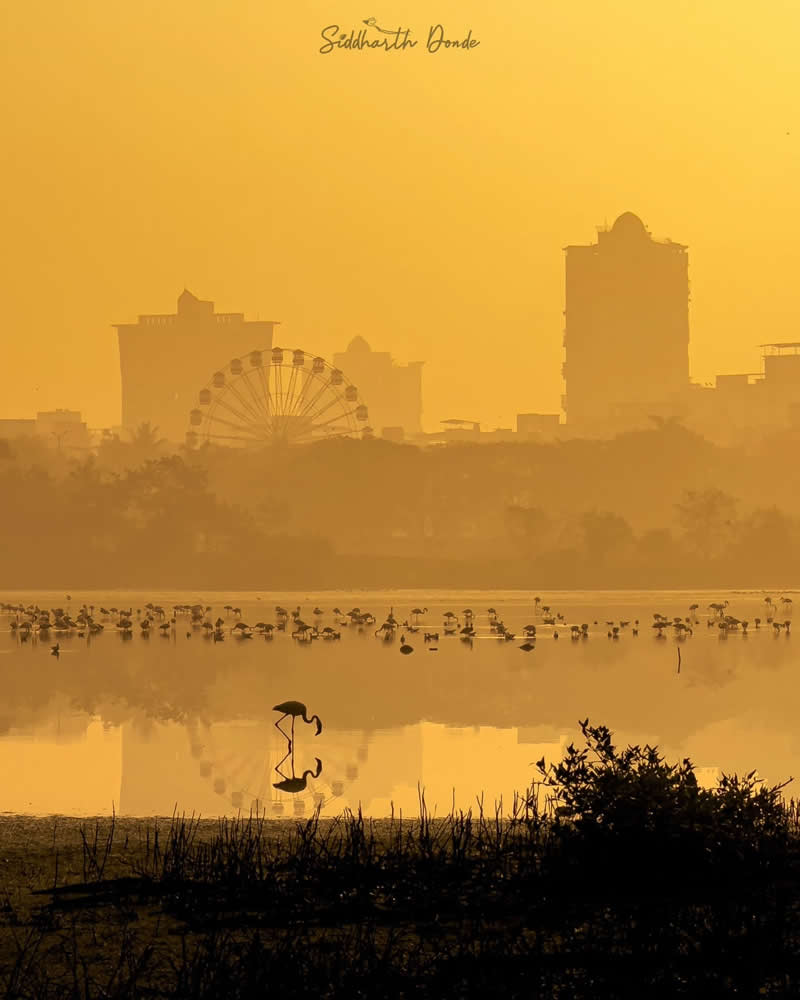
675, 488, 739, 561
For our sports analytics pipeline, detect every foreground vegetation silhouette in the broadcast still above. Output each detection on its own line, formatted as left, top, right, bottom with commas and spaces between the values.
1, 721, 799, 996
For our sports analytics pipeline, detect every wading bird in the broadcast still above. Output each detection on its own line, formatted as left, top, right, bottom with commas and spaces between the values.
273, 700, 323, 749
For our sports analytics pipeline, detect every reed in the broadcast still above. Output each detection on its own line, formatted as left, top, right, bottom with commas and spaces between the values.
4, 722, 800, 996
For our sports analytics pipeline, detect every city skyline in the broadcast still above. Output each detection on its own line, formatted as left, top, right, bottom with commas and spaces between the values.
3, 1, 799, 431
2, 5, 798, 992
2, 222, 795, 437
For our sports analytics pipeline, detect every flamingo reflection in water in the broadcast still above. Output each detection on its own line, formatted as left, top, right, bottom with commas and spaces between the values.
273, 753, 324, 794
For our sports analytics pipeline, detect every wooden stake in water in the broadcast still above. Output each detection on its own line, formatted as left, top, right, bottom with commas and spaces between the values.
677, 647, 681, 674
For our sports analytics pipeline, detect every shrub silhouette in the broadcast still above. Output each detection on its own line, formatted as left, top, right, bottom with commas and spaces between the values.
533, 719, 792, 887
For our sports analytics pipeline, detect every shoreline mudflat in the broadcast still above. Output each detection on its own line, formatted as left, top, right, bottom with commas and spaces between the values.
0, 776, 797, 996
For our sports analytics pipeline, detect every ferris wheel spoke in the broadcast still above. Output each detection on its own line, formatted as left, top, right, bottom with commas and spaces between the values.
238, 369, 273, 424
210, 396, 264, 435
291, 371, 327, 427
226, 378, 269, 430
210, 392, 260, 428
225, 753, 262, 792
275, 362, 284, 414
205, 432, 264, 444
254, 365, 274, 419
207, 410, 267, 443
281, 366, 306, 437
307, 393, 348, 424
309, 409, 360, 434
287, 423, 327, 444
272, 364, 290, 438
285, 367, 313, 418
286, 364, 309, 426
292, 372, 328, 420
204, 412, 262, 437
275, 367, 298, 438
297, 425, 351, 444
274, 418, 311, 444
285, 365, 300, 410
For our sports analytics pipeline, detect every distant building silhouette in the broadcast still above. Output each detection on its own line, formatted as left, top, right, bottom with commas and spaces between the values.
516, 413, 560, 440
332, 336, 423, 437
115, 290, 277, 442
563, 212, 690, 434
688, 341, 800, 445
0, 409, 90, 454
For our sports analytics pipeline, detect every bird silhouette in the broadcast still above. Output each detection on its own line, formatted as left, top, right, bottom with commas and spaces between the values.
273, 700, 323, 749
273, 757, 323, 793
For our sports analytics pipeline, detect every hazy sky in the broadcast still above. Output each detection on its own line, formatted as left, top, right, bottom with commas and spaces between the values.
2, 0, 799, 430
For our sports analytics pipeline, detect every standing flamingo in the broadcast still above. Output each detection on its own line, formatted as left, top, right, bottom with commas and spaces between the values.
273, 701, 323, 749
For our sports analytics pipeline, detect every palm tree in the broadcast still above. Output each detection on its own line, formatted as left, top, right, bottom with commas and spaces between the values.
131, 422, 166, 451
126, 422, 168, 468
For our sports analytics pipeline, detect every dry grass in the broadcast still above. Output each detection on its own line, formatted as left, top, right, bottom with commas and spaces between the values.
0, 737, 799, 997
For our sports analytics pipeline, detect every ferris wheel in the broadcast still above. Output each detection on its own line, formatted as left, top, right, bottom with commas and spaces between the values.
186, 347, 370, 448
189, 721, 367, 818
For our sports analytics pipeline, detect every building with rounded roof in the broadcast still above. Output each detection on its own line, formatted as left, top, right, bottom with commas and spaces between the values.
562, 213, 689, 435
346, 335, 372, 353
333, 338, 423, 438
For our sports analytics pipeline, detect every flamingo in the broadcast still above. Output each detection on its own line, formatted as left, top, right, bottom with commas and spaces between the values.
292, 622, 314, 640
273, 757, 323, 793
273, 701, 323, 749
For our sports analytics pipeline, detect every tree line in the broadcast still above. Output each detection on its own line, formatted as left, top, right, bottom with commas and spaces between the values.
1, 420, 798, 587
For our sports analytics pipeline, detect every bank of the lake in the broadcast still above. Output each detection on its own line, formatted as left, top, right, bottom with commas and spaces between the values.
2, 726, 799, 997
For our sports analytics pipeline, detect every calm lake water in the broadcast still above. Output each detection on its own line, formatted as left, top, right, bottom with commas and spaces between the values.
0, 589, 796, 818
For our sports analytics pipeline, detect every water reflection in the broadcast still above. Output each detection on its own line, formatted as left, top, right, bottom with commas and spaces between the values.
0, 590, 797, 816
273, 750, 323, 794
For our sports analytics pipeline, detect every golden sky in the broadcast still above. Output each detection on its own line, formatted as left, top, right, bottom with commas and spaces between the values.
2, 0, 799, 430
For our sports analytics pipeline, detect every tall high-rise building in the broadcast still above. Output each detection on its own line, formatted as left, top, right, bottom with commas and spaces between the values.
115, 290, 277, 442
563, 212, 689, 434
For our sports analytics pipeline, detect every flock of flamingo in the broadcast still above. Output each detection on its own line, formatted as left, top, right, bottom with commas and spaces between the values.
0, 594, 793, 656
